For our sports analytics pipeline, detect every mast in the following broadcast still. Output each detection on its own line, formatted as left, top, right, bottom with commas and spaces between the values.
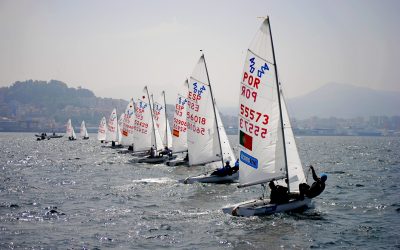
146, 86, 158, 151
267, 17, 290, 193
162, 90, 169, 148
202, 53, 224, 166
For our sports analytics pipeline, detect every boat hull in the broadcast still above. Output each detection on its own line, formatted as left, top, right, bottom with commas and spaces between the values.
222, 198, 311, 217
165, 158, 188, 166
135, 155, 177, 164
181, 172, 238, 184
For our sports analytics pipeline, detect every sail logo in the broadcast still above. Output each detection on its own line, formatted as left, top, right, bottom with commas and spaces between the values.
178, 96, 187, 106
126, 109, 134, 117
193, 82, 206, 97
240, 151, 258, 169
139, 101, 148, 109
257, 63, 269, 78
249, 57, 270, 78
249, 57, 256, 73
154, 103, 163, 112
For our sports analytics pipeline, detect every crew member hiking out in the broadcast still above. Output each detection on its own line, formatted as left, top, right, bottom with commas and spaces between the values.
299, 165, 327, 200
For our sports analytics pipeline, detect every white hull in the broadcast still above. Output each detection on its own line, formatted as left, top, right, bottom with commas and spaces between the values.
181, 172, 238, 184
222, 197, 311, 217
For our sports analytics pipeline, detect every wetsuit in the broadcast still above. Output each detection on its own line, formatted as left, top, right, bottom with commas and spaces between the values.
299, 167, 325, 199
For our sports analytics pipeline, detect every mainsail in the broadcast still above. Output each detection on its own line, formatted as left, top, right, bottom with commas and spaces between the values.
106, 108, 118, 142
171, 80, 189, 153
238, 18, 287, 187
97, 117, 107, 141
187, 56, 221, 165
132, 88, 153, 152
152, 91, 172, 149
66, 119, 76, 139
80, 121, 88, 138
120, 99, 135, 146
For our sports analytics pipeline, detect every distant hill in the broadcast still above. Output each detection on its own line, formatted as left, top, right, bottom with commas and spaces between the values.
287, 83, 400, 119
0, 80, 128, 130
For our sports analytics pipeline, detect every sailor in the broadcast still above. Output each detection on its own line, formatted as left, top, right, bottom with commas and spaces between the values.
299, 165, 327, 199
150, 145, 156, 158
232, 159, 239, 174
269, 180, 289, 204
211, 161, 232, 177
159, 146, 172, 157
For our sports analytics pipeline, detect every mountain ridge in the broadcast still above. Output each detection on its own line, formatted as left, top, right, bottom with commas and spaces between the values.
287, 82, 400, 119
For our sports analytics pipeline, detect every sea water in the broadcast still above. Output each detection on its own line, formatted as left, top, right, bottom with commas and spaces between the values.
0, 133, 399, 249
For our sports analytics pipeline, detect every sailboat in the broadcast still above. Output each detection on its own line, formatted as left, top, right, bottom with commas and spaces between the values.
152, 91, 173, 150
66, 119, 76, 141
80, 121, 89, 140
106, 108, 119, 147
119, 99, 135, 152
97, 116, 107, 143
166, 80, 189, 166
131, 89, 154, 157
136, 87, 171, 164
222, 17, 310, 216
182, 54, 236, 184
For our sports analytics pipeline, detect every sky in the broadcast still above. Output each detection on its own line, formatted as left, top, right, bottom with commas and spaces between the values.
0, 0, 399, 107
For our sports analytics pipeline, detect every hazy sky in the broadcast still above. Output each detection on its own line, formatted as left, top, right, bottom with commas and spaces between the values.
0, 0, 399, 107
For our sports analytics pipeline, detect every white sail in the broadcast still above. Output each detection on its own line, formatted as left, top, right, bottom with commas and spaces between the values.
80, 121, 88, 138
187, 55, 221, 166
166, 120, 172, 149
97, 117, 107, 141
151, 119, 164, 151
171, 80, 189, 153
66, 119, 75, 138
215, 106, 236, 163
238, 18, 286, 187
279, 90, 306, 192
117, 114, 123, 144
120, 99, 135, 146
106, 108, 118, 142
72, 128, 76, 139
132, 89, 153, 152
152, 92, 170, 148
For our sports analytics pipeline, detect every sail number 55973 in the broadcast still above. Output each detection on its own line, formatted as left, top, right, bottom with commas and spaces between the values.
240, 104, 269, 125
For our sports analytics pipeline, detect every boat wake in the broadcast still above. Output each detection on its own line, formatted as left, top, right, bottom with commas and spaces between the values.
131, 177, 176, 184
